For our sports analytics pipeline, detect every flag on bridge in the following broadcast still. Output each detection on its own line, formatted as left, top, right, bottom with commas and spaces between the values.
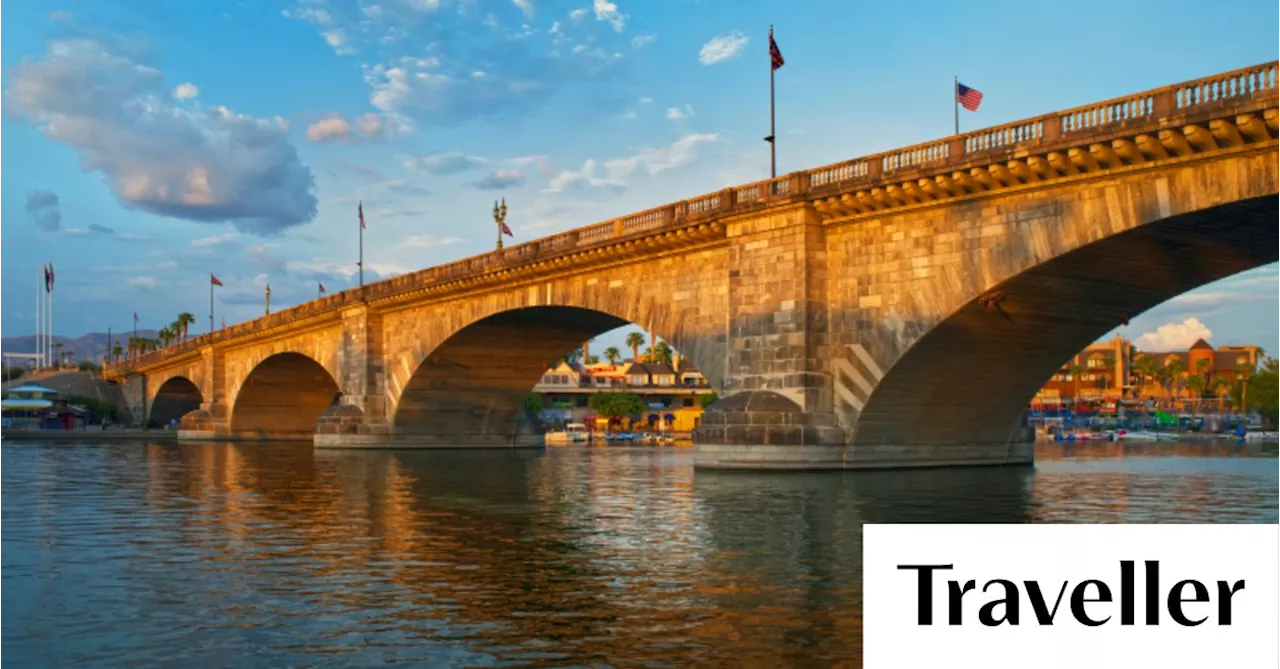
956, 82, 983, 111
319, 281, 326, 296
359, 201, 366, 229
210, 274, 223, 287
501, 221, 513, 237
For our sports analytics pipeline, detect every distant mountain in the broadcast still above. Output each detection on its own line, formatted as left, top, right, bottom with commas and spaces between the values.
1, 330, 159, 364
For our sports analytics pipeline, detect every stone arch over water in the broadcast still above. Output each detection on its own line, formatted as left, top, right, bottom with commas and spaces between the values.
229, 352, 340, 440
390, 305, 719, 445
149, 376, 203, 427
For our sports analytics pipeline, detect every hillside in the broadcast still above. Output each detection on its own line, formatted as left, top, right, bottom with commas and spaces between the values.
2, 330, 160, 364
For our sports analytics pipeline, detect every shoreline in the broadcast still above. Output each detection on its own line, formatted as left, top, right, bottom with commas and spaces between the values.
2, 429, 179, 442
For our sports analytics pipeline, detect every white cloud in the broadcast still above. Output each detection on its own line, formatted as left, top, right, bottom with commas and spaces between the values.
306, 114, 351, 142
546, 133, 718, 193
172, 82, 199, 100
699, 32, 748, 65
305, 112, 411, 143
631, 34, 655, 48
402, 234, 463, 248
1136, 317, 1214, 351
403, 152, 489, 174
666, 105, 694, 120
638, 96, 652, 105
512, 0, 534, 18
476, 168, 526, 190
5, 39, 318, 234
593, 0, 627, 31
568, 7, 589, 22
126, 276, 158, 289
191, 232, 239, 247
322, 29, 356, 55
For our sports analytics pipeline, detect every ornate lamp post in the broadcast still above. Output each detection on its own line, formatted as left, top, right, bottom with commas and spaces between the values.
265, 283, 271, 316
493, 198, 508, 251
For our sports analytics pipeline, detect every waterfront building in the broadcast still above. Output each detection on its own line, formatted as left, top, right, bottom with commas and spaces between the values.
1033, 334, 1262, 411
531, 356, 713, 433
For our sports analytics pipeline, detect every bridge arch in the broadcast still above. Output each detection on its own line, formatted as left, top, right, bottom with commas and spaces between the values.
388, 305, 719, 444
148, 376, 203, 427
848, 192, 1278, 447
229, 352, 340, 439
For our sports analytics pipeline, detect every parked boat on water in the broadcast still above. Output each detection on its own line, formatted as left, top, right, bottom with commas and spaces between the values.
545, 423, 591, 445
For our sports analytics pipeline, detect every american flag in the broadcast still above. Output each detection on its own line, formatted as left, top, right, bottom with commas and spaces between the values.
769, 28, 784, 71
358, 201, 366, 229
956, 82, 983, 112
319, 282, 326, 295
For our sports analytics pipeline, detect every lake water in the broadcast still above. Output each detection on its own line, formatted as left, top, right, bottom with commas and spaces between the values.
3, 440, 1276, 667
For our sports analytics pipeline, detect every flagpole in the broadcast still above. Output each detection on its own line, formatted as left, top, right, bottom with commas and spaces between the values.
954, 76, 959, 136
48, 272, 54, 369
358, 202, 365, 289
769, 25, 777, 180
210, 278, 214, 334
36, 266, 42, 370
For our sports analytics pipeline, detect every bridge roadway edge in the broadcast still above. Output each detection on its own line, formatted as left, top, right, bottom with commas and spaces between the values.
104, 61, 1276, 470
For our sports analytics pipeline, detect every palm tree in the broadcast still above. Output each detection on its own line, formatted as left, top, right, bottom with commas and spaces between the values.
625, 331, 646, 363
177, 313, 196, 341
1211, 376, 1232, 412
1067, 362, 1087, 408
603, 346, 621, 365
52, 342, 64, 369
112, 343, 123, 362
158, 326, 171, 348
1184, 373, 1208, 416
653, 341, 674, 366
1132, 354, 1159, 402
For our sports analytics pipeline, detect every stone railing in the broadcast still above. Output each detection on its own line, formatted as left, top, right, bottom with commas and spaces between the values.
106, 60, 1277, 377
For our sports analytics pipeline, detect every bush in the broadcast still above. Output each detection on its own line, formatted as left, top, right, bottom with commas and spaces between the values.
590, 392, 648, 418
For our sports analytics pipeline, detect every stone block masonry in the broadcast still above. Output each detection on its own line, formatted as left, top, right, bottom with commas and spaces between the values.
104, 61, 1277, 469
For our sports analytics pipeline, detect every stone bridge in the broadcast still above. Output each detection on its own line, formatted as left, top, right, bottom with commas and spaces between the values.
106, 61, 1279, 469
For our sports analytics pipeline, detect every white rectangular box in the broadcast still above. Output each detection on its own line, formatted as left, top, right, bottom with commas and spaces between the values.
863, 524, 1279, 668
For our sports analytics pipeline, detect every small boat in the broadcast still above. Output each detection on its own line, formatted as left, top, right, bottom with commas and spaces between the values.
545, 422, 590, 445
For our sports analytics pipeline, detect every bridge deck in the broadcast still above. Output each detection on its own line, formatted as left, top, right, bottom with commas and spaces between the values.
106, 60, 1278, 379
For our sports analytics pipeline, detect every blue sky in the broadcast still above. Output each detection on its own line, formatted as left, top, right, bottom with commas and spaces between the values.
3, 0, 1277, 358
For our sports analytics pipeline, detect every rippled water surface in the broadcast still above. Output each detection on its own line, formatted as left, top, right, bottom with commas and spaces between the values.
3, 440, 1276, 667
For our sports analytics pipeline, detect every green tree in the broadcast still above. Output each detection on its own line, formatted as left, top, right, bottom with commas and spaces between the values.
585, 354, 600, 365
76, 361, 100, 373
112, 342, 123, 362
1, 366, 26, 382
177, 312, 196, 341
651, 341, 674, 366
625, 331, 646, 363
1068, 363, 1088, 407
603, 346, 621, 365
1184, 373, 1208, 414
697, 392, 719, 409
561, 346, 583, 367
1158, 358, 1185, 407
524, 393, 544, 413
52, 342, 64, 369
1132, 354, 1159, 400
591, 392, 647, 419
1249, 358, 1278, 425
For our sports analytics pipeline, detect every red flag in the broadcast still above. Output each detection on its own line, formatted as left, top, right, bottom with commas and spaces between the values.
319, 282, 326, 295
501, 222, 513, 237
359, 201, 366, 229
769, 27, 784, 71
210, 274, 223, 287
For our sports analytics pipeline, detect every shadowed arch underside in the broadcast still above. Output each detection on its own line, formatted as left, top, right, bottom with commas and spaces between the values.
150, 377, 203, 427
230, 352, 340, 439
392, 306, 631, 445
853, 195, 1279, 447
